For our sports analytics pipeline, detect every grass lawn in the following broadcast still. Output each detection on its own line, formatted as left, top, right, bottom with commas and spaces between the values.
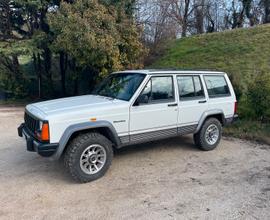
152, 24, 270, 144
152, 24, 270, 92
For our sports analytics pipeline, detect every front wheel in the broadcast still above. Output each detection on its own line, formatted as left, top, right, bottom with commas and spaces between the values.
193, 118, 222, 151
64, 132, 113, 183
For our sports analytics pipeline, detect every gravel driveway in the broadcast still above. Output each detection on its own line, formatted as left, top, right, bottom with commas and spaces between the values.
0, 107, 269, 220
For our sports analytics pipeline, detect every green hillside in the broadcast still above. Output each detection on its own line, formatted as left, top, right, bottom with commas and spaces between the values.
153, 25, 270, 143
152, 24, 270, 93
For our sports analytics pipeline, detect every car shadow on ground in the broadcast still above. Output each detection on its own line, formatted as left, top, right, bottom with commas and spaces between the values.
10, 135, 199, 184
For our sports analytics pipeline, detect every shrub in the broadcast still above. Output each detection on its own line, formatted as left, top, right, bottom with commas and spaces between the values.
243, 72, 270, 121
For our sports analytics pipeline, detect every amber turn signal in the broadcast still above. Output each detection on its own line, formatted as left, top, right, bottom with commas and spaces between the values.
40, 122, 50, 142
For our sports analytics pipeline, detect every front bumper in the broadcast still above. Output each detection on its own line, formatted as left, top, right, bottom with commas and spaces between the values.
18, 123, 58, 157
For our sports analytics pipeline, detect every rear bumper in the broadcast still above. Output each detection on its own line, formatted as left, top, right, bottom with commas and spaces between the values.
18, 123, 58, 157
225, 114, 239, 125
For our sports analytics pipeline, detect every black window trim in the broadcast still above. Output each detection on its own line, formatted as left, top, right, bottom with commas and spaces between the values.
203, 75, 231, 99
177, 75, 206, 101
134, 75, 176, 106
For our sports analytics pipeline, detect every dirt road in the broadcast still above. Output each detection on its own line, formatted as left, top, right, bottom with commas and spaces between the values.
0, 107, 269, 220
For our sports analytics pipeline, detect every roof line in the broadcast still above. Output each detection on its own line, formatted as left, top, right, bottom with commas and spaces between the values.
117, 69, 225, 74
146, 68, 223, 72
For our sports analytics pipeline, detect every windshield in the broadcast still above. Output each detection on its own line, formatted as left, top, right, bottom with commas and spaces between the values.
93, 73, 146, 101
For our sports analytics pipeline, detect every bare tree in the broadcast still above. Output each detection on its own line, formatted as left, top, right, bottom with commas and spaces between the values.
136, 0, 178, 64
194, 0, 205, 34
164, 0, 193, 37
204, 1, 217, 32
231, 0, 245, 28
135, 0, 267, 55
260, 0, 270, 23
136, 0, 177, 44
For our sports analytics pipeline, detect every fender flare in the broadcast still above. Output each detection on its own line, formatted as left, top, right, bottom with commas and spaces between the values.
51, 121, 121, 160
195, 109, 225, 133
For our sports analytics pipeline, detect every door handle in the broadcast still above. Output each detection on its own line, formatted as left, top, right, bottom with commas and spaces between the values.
168, 103, 178, 107
198, 100, 207, 104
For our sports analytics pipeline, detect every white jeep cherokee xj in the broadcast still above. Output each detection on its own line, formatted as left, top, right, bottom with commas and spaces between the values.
18, 70, 238, 183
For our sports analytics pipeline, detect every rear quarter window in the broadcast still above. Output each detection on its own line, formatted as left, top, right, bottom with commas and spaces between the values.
204, 75, 231, 98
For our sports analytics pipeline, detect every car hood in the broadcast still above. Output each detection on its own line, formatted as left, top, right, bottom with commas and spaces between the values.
27, 95, 123, 117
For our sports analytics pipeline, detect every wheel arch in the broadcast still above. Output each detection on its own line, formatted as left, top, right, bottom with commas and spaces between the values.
51, 121, 121, 160
195, 110, 225, 133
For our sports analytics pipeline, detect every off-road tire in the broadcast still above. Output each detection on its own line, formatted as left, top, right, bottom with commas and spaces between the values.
193, 118, 222, 151
64, 132, 113, 183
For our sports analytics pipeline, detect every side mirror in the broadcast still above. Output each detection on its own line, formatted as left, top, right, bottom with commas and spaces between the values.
134, 94, 149, 106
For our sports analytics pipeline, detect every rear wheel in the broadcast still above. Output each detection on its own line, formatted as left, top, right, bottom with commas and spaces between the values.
64, 132, 113, 183
193, 118, 222, 151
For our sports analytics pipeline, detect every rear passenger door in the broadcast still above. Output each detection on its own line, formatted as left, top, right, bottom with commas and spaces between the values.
177, 75, 208, 127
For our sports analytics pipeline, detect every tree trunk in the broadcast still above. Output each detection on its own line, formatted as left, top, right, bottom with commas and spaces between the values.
44, 47, 54, 95
263, 0, 270, 23
33, 54, 38, 97
11, 55, 20, 77
181, 23, 187, 37
206, 14, 215, 33
69, 58, 79, 96
0, 0, 12, 39
232, 10, 244, 29
36, 54, 43, 98
74, 76, 79, 96
40, 8, 50, 33
44, 47, 52, 78
60, 51, 67, 96
195, 8, 204, 34
181, 0, 190, 37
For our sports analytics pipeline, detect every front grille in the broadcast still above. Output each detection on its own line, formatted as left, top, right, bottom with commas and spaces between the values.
24, 112, 39, 134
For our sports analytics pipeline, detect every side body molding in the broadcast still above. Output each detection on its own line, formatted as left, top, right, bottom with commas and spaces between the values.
195, 109, 225, 133
51, 121, 121, 160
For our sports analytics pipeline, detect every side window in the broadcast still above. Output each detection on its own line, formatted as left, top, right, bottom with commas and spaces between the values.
151, 77, 174, 101
138, 76, 174, 104
204, 75, 231, 98
177, 76, 205, 100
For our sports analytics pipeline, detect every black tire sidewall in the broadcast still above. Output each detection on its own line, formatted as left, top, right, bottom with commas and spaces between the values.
65, 133, 113, 182
199, 118, 222, 151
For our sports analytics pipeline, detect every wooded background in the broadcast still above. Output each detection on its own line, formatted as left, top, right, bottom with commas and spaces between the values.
0, 0, 270, 124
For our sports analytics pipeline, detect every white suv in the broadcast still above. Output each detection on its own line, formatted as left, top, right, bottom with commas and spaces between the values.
18, 70, 238, 182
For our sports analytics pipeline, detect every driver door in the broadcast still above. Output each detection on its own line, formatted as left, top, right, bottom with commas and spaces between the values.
129, 75, 178, 138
